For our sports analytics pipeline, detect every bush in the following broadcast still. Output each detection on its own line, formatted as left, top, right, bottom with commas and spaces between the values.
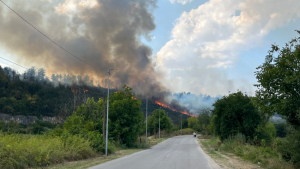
85, 131, 116, 154
218, 133, 291, 168
278, 129, 300, 166
274, 122, 288, 137
212, 92, 261, 141
255, 123, 276, 145
0, 132, 96, 168
171, 128, 194, 136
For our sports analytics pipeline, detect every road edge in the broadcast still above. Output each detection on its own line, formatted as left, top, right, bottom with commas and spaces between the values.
196, 137, 221, 169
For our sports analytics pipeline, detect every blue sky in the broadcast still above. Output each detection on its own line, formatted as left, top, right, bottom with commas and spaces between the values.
143, 0, 300, 96
141, 0, 208, 54
1, 0, 300, 98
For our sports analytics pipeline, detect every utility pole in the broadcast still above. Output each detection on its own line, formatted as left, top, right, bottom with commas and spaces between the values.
146, 97, 148, 144
181, 114, 183, 135
102, 93, 106, 142
105, 69, 113, 156
159, 107, 161, 139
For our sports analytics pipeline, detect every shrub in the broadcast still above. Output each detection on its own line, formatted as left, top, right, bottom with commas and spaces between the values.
278, 129, 300, 166
171, 128, 194, 136
0, 132, 96, 168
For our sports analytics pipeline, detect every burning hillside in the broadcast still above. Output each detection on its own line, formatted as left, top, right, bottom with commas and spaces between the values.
154, 101, 197, 117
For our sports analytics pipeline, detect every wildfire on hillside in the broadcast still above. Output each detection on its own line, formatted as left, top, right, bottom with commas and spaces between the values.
155, 101, 197, 117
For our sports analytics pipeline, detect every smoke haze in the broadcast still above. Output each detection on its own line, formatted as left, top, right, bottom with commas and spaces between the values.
0, 0, 166, 97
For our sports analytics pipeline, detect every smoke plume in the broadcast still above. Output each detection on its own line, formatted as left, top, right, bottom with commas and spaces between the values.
0, 0, 166, 97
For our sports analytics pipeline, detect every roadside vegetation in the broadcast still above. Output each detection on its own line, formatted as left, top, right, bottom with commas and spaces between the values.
0, 81, 190, 168
189, 32, 300, 169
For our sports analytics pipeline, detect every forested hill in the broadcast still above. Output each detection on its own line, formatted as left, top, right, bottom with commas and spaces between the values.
0, 66, 189, 124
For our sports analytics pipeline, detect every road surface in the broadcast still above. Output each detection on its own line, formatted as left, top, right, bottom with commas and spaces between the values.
90, 135, 219, 169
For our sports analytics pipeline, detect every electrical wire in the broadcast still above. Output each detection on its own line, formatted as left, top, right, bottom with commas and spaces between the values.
0, 0, 96, 69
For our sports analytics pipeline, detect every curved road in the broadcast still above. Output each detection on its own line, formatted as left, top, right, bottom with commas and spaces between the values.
90, 135, 219, 169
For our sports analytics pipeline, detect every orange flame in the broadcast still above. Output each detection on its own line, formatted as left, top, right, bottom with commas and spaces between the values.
155, 101, 196, 117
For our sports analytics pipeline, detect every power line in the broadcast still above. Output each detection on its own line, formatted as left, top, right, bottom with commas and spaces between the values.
0, 1, 110, 95
0, 57, 28, 69
0, 0, 95, 68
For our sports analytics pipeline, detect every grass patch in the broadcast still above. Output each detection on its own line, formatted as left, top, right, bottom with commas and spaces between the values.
47, 149, 143, 169
200, 135, 295, 169
47, 134, 168, 169
0, 133, 96, 169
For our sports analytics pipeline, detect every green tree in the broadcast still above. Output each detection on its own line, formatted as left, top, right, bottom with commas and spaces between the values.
74, 97, 103, 125
255, 122, 277, 145
254, 31, 300, 128
197, 107, 211, 134
108, 85, 144, 146
187, 117, 198, 129
148, 109, 172, 137
212, 92, 261, 141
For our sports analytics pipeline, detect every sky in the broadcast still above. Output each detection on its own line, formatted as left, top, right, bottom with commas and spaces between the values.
1, 0, 300, 99
147, 0, 300, 96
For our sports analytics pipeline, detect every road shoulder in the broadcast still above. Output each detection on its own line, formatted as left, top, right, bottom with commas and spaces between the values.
195, 136, 221, 169
198, 138, 259, 169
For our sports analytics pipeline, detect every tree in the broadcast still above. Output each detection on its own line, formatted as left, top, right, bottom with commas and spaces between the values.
187, 117, 198, 129
197, 107, 211, 133
148, 109, 172, 137
74, 97, 103, 124
108, 85, 144, 146
212, 92, 261, 141
37, 68, 46, 81
254, 31, 300, 128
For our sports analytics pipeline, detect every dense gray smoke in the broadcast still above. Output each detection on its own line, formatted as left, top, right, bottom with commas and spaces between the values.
0, 0, 165, 96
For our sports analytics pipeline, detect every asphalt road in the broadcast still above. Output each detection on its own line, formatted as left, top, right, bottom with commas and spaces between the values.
90, 135, 219, 169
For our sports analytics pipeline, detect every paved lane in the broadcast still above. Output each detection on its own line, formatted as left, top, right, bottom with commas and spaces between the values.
90, 135, 219, 169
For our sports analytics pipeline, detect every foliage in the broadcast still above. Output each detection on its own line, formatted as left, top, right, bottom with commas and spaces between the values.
147, 109, 172, 136
182, 119, 188, 129
254, 122, 277, 145
0, 120, 25, 134
212, 91, 261, 141
187, 117, 199, 130
108, 85, 144, 147
274, 122, 288, 137
0, 132, 96, 169
278, 128, 300, 166
254, 31, 300, 128
171, 128, 194, 136
197, 107, 211, 134
220, 135, 290, 168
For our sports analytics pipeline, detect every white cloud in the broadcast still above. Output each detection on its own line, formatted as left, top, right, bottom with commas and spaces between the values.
169, 0, 193, 5
157, 0, 300, 96
55, 0, 100, 15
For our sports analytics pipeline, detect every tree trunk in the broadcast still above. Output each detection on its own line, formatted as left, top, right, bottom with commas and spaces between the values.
103, 97, 106, 142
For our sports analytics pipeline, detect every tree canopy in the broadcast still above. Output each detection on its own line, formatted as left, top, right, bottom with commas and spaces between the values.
147, 109, 172, 136
254, 31, 300, 128
212, 92, 261, 141
108, 85, 144, 146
